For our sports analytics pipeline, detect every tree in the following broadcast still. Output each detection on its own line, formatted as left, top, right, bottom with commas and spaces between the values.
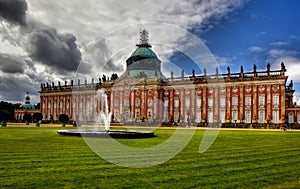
59, 114, 69, 127
35, 103, 40, 110
0, 101, 14, 121
23, 113, 32, 125
33, 112, 43, 127
0, 110, 11, 127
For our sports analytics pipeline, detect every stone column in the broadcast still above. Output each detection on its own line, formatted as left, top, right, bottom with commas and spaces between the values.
180, 87, 184, 121
240, 86, 244, 122
203, 87, 207, 121
267, 85, 272, 123
154, 89, 158, 120
170, 88, 173, 120
253, 85, 257, 122
226, 86, 231, 122
280, 84, 286, 123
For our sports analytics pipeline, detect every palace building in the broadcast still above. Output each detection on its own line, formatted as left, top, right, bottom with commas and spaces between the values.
39, 30, 300, 126
14, 92, 39, 121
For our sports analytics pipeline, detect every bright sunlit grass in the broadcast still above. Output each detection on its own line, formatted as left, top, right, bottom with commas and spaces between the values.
0, 125, 299, 188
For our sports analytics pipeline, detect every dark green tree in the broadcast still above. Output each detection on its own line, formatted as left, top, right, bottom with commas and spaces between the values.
33, 112, 43, 127
35, 103, 40, 110
59, 114, 69, 127
23, 113, 32, 125
0, 110, 11, 127
0, 101, 14, 121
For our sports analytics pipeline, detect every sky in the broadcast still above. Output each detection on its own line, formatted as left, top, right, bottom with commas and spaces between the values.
1, 0, 300, 105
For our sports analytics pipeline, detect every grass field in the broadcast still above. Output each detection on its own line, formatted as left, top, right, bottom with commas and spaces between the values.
0, 125, 299, 188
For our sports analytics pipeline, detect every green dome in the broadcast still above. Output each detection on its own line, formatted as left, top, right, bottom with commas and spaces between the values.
130, 47, 157, 59
21, 104, 35, 110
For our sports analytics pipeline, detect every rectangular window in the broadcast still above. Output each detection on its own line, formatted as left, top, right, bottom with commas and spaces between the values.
196, 98, 201, 108
273, 96, 279, 107
208, 98, 213, 108
196, 111, 201, 123
174, 99, 179, 108
259, 111, 265, 123
289, 113, 294, 123
164, 100, 169, 108
114, 99, 119, 108
174, 112, 179, 122
220, 97, 226, 108
185, 99, 190, 108
259, 96, 265, 107
66, 102, 69, 112
245, 97, 251, 108
220, 111, 225, 123
136, 98, 140, 108
232, 111, 238, 122
232, 97, 238, 107
208, 111, 213, 123
164, 111, 168, 122
125, 99, 129, 107
273, 111, 278, 124
148, 98, 152, 108
246, 111, 251, 123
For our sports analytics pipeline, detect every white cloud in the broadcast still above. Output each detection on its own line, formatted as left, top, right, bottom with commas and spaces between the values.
266, 48, 300, 105
268, 49, 298, 61
270, 41, 289, 46
248, 46, 264, 53
267, 49, 300, 81
256, 31, 266, 37
0, 0, 248, 103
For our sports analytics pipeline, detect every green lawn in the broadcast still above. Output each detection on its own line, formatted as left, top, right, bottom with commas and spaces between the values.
0, 126, 299, 188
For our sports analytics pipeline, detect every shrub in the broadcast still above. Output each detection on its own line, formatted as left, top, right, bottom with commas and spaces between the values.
59, 114, 69, 127
0, 110, 11, 127
33, 112, 43, 127
23, 113, 32, 125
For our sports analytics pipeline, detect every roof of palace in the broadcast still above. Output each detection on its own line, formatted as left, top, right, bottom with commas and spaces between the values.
130, 47, 158, 59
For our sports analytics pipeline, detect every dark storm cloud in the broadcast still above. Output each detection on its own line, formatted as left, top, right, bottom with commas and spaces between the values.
103, 59, 124, 73
0, 0, 27, 26
0, 76, 38, 102
28, 25, 82, 73
0, 53, 25, 74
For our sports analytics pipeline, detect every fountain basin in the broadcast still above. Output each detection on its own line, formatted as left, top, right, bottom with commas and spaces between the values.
57, 130, 155, 139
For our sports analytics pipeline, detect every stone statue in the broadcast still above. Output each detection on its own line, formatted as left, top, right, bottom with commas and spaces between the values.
227, 66, 230, 74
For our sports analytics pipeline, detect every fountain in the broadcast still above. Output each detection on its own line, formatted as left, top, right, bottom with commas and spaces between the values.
57, 89, 155, 139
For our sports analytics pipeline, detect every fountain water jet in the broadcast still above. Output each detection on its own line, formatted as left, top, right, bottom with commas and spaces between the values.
58, 88, 155, 139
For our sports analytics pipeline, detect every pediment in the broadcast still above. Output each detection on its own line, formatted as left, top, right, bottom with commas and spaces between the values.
112, 74, 140, 88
